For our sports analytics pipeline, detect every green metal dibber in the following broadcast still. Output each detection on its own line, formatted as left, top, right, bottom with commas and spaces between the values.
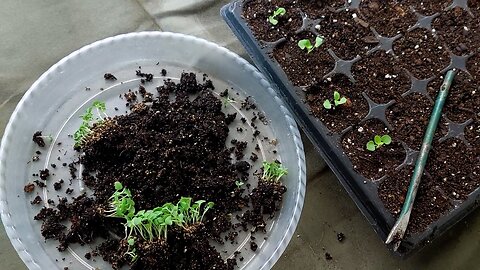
385, 69, 458, 250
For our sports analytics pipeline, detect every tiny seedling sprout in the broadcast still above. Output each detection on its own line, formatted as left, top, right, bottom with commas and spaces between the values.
74, 101, 109, 148
366, 135, 392, 151
323, 91, 348, 110
268, 7, 286, 25
298, 36, 324, 53
262, 161, 288, 182
222, 96, 236, 108
37, 134, 54, 142
235, 180, 244, 188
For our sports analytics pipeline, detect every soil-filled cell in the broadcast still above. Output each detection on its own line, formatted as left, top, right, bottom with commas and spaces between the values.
394, 29, 450, 79
306, 75, 368, 133
386, 94, 433, 150
432, 7, 480, 54
359, 0, 417, 36
342, 120, 405, 180
273, 31, 335, 86
243, 0, 303, 42
314, 10, 377, 59
354, 51, 410, 104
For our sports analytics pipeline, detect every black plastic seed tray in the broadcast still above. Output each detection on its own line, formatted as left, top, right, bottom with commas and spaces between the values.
221, 0, 480, 256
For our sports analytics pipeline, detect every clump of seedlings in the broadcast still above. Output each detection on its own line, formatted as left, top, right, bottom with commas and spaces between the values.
106, 181, 214, 262
268, 7, 286, 25
298, 36, 324, 53
73, 101, 109, 148
366, 135, 392, 152
243, 161, 288, 227
222, 96, 237, 108
323, 91, 348, 110
262, 161, 288, 182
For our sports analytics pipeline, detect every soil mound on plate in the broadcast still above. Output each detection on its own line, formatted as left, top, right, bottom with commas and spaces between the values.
34, 73, 286, 269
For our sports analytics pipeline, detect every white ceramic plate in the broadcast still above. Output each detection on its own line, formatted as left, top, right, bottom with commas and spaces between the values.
0, 32, 306, 270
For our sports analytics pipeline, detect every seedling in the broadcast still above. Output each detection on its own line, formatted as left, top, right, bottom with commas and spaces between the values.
37, 135, 53, 142
366, 135, 392, 151
105, 181, 136, 220
262, 161, 288, 182
222, 96, 236, 108
268, 7, 286, 25
323, 91, 348, 110
125, 237, 138, 262
298, 36, 324, 53
74, 101, 109, 148
235, 180, 244, 188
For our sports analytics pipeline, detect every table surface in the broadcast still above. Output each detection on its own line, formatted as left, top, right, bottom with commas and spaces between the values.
0, 0, 478, 269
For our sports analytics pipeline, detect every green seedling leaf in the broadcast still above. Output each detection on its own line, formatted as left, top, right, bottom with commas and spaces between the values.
114, 181, 123, 191
222, 97, 236, 108
165, 216, 173, 225
268, 17, 278, 25
374, 135, 382, 145
262, 161, 288, 182
206, 202, 214, 209
298, 39, 311, 50
366, 141, 376, 151
315, 36, 325, 48
367, 134, 392, 151
127, 238, 135, 246
323, 99, 332, 110
74, 101, 108, 148
92, 101, 106, 112
274, 7, 286, 16
333, 91, 340, 101
337, 97, 347, 105
235, 180, 244, 188
268, 7, 286, 25
381, 135, 392, 145
81, 107, 93, 121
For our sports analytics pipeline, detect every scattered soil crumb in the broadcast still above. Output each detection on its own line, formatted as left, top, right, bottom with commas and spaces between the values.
31, 196, 42, 205
24, 183, 35, 193
104, 73, 117, 80
33, 131, 46, 147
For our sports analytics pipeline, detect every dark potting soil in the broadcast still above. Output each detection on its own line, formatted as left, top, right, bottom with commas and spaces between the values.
393, 29, 450, 79
342, 120, 405, 180
32, 131, 46, 147
32, 72, 285, 269
358, 0, 417, 37
386, 94, 434, 150
243, 0, 480, 235
306, 75, 368, 133
403, 0, 455, 15
354, 51, 410, 104
243, 0, 303, 42
273, 31, 335, 87
432, 7, 480, 55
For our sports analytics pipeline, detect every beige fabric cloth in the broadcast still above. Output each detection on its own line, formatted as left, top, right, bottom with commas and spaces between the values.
0, 0, 478, 269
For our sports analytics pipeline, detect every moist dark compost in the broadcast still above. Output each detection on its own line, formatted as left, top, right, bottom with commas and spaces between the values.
31, 72, 287, 269
235, 0, 480, 248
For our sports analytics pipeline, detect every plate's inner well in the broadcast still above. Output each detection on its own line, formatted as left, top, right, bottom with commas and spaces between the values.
25, 64, 284, 270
